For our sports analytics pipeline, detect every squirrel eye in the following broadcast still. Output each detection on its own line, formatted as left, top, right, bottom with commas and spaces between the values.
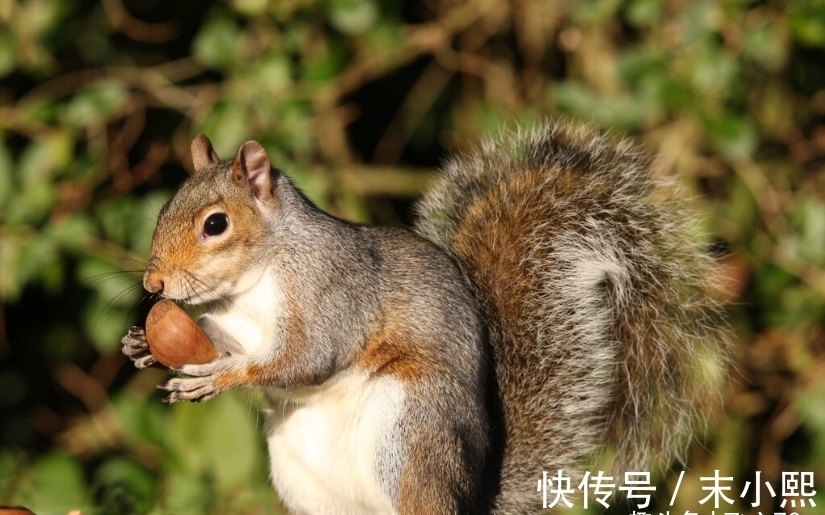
203, 213, 229, 237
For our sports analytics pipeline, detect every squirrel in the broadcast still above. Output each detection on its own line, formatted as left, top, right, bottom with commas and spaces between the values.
121, 120, 729, 514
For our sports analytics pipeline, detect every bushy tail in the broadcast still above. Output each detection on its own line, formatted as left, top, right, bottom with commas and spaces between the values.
415, 121, 730, 514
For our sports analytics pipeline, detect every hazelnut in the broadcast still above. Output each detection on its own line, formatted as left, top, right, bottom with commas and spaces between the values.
0, 508, 37, 515
145, 300, 220, 369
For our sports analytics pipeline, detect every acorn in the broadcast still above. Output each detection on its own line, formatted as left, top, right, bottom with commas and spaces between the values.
145, 299, 220, 369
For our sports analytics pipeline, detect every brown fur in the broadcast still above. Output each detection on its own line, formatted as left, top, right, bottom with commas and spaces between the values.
416, 121, 730, 513
358, 318, 442, 382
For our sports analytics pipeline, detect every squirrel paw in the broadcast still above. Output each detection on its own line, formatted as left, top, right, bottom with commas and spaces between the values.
157, 356, 236, 403
158, 375, 218, 403
121, 326, 157, 369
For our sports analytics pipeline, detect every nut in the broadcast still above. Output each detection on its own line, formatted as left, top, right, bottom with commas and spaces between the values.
145, 300, 220, 369
0, 508, 37, 515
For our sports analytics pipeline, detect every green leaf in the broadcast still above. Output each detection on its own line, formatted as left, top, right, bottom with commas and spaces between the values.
26, 452, 92, 515
0, 449, 30, 506
624, 0, 662, 27
251, 55, 292, 96
112, 391, 168, 448
82, 293, 140, 353
193, 13, 241, 69
691, 48, 738, 100
161, 470, 213, 515
571, 0, 623, 24
167, 402, 212, 475
552, 81, 653, 129
78, 257, 143, 353
301, 34, 350, 82
196, 103, 250, 156
656, 77, 694, 111
0, 142, 14, 210
95, 191, 171, 255
6, 181, 57, 225
792, 197, 825, 266
18, 97, 61, 126
679, 0, 724, 46
705, 116, 757, 162
17, 233, 62, 294
62, 80, 129, 127
77, 257, 141, 305
132, 191, 172, 256
361, 21, 403, 59
0, 30, 16, 78
723, 174, 759, 242
795, 380, 825, 474
231, 0, 271, 17
742, 20, 788, 71
19, 0, 66, 36
327, 0, 379, 35
552, 81, 598, 116
616, 47, 666, 85
166, 393, 263, 491
202, 393, 263, 491
46, 212, 95, 252
17, 132, 74, 188
790, 0, 825, 47
0, 232, 23, 301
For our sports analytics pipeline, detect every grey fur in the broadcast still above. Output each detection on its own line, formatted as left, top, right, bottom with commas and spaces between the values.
415, 120, 730, 513
140, 148, 494, 512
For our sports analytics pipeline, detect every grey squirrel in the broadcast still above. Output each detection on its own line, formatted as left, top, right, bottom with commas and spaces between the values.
121, 120, 729, 514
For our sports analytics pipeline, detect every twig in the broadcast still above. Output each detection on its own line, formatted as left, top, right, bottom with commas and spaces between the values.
101, 0, 179, 43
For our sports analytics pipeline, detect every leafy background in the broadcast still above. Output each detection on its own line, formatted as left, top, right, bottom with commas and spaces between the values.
1, 0, 824, 513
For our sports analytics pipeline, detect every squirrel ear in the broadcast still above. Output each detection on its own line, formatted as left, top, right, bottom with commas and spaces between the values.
191, 134, 219, 172
232, 140, 273, 203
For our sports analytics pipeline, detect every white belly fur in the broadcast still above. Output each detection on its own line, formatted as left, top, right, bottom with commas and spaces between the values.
265, 371, 405, 515
198, 266, 282, 355
196, 268, 403, 513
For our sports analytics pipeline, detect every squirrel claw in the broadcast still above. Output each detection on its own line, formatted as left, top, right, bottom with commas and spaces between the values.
133, 354, 157, 369
121, 326, 158, 368
121, 326, 147, 351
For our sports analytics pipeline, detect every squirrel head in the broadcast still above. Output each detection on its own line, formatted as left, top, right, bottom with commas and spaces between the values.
144, 135, 279, 304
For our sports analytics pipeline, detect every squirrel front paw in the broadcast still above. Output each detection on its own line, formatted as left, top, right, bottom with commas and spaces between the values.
121, 326, 157, 369
159, 375, 218, 403
157, 357, 234, 403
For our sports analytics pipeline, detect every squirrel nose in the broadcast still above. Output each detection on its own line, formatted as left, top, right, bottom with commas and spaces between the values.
144, 265, 165, 294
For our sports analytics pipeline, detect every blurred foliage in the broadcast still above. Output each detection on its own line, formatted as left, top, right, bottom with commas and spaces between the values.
1, 0, 824, 513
